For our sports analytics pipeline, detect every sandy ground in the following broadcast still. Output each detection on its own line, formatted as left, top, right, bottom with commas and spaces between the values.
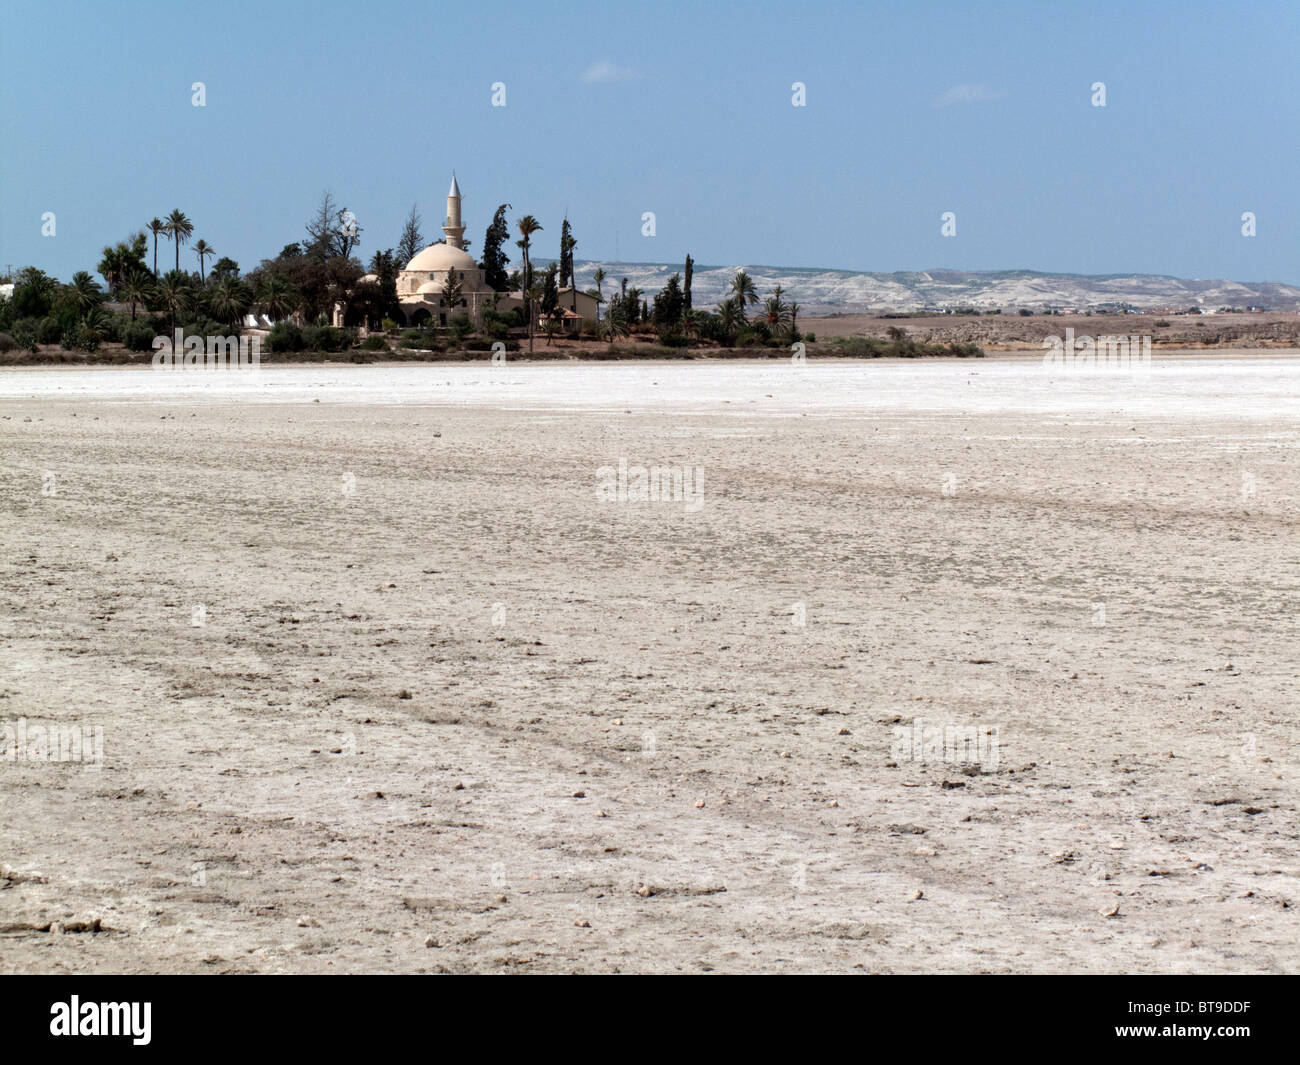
1, 367, 1297, 973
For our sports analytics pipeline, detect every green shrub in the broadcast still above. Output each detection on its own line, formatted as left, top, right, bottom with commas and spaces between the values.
361, 335, 388, 351
266, 322, 305, 352
481, 308, 516, 340
36, 317, 63, 344
123, 321, 156, 352
305, 325, 352, 352
10, 320, 39, 353
447, 314, 473, 344
398, 328, 442, 351
0, 333, 16, 353
832, 337, 884, 357
63, 323, 101, 353
102, 314, 142, 343
831, 336, 984, 359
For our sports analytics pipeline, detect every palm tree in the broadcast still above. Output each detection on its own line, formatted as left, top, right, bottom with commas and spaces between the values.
729, 269, 759, 312
11, 268, 55, 327
788, 300, 800, 339
147, 218, 165, 276
97, 246, 125, 295
194, 239, 213, 281
681, 308, 700, 342
602, 301, 629, 348
541, 314, 560, 347
592, 266, 607, 322
256, 274, 295, 322
208, 277, 252, 331
119, 269, 153, 321
157, 270, 191, 336
165, 209, 194, 274
717, 297, 744, 346
68, 271, 103, 314
527, 280, 545, 331
77, 306, 109, 346
759, 287, 791, 334
515, 214, 543, 353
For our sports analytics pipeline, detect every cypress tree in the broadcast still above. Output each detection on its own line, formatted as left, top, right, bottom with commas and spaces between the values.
480, 204, 512, 291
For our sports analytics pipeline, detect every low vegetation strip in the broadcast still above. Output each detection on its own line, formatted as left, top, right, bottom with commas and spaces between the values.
827, 335, 984, 358
0, 339, 984, 366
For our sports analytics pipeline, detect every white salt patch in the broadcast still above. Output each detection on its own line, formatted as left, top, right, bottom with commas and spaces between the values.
2, 359, 1299, 419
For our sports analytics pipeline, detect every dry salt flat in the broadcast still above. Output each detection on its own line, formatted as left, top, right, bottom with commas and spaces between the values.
0, 355, 1296, 973
4, 355, 1300, 417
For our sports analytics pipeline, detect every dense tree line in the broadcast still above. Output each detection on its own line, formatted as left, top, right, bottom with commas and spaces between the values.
1, 190, 810, 357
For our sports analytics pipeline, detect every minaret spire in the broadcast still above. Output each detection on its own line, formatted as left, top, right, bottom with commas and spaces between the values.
443, 172, 465, 248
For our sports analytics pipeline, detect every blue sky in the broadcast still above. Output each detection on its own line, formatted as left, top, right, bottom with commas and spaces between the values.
2, 0, 1298, 283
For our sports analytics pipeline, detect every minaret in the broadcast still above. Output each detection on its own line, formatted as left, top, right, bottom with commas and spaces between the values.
443, 173, 465, 249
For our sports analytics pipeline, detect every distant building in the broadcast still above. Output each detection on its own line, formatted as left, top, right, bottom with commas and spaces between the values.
391, 175, 498, 329
343, 174, 599, 332
508, 289, 599, 332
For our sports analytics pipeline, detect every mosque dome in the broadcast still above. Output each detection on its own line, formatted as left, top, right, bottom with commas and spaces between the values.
404, 242, 478, 273
416, 281, 440, 294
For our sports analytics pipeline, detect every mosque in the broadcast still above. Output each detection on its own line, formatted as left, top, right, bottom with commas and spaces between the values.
353, 174, 597, 331
393, 175, 496, 327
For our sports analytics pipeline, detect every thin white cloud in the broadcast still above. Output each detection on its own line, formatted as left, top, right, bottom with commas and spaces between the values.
934, 83, 1005, 107
581, 60, 638, 84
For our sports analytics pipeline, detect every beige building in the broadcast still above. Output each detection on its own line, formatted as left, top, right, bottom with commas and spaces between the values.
394, 175, 499, 328
498, 288, 600, 334
342, 174, 599, 332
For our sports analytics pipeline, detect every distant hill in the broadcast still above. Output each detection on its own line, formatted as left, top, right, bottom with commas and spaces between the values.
562, 262, 1300, 315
